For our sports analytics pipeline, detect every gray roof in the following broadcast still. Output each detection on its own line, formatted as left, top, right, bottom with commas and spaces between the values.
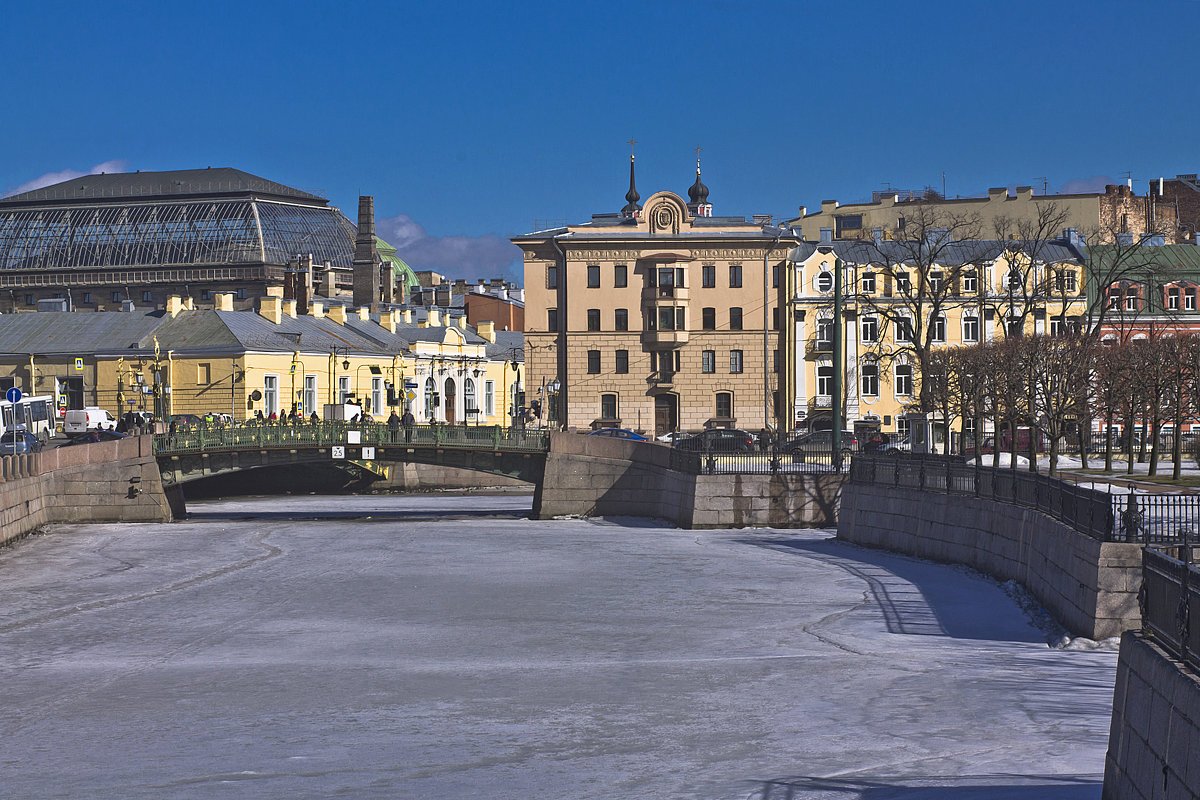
1, 168, 326, 207
0, 311, 166, 356
488, 330, 525, 361
786, 238, 1085, 265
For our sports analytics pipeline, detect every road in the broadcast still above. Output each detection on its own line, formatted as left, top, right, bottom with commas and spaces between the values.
0, 493, 1118, 799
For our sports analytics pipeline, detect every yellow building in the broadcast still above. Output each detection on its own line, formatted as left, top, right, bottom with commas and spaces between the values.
0, 293, 520, 427
784, 235, 1088, 442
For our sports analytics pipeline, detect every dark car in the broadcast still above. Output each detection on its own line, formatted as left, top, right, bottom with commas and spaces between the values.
0, 429, 44, 455
63, 429, 130, 445
587, 428, 648, 441
780, 429, 858, 461
675, 428, 757, 452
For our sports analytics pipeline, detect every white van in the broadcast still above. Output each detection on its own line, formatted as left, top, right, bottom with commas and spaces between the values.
64, 407, 118, 436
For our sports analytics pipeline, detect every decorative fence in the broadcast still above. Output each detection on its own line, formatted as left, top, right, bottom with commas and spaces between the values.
1142, 546, 1200, 674
668, 445, 857, 475
153, 421, 551, 455
850, 453, 1200, 544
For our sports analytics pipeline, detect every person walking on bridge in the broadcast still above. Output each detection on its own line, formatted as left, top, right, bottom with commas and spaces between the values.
388, 410, 401, 443
401, 408, 416, 443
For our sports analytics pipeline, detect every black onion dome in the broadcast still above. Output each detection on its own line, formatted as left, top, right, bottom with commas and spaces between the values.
622, 156, 642, 216
688, 167, 709, 205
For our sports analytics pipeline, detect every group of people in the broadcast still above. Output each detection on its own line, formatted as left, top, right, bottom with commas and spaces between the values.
115, 411, 154, 434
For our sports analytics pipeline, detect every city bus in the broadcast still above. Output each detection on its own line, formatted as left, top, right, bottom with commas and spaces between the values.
0, 394, 57, 441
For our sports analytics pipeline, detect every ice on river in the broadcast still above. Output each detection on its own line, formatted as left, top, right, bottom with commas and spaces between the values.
0, 493, 1118, 799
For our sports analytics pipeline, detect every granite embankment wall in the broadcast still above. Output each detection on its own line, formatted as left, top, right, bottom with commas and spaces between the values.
535, 433, 844, 529
1103, 631, 1200, 799
378, 462, 529, 491
0, 435, 174, 546
837, 482, 1142, 640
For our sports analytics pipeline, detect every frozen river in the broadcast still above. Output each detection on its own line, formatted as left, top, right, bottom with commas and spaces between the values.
0, 492, 1118, 799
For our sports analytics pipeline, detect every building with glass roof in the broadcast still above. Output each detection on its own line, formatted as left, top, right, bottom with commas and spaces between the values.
0, 167, 388, 313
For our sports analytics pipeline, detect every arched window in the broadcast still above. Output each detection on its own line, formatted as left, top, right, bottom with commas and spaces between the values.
816, 271, 834, 292
424, 376, 437, 420
715, 392, 733, 419
464, 378, 477, 418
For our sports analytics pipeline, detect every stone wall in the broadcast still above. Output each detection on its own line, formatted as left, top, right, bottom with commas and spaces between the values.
0, 435, 173, 546
535, 433, 844, 529
1103, 631, 1200, 799
837, 482, 1142, 640
378, 462, 530, 492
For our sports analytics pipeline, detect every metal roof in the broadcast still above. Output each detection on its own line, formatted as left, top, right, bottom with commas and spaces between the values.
1, 168, 326, 207
0, 310, 166, 355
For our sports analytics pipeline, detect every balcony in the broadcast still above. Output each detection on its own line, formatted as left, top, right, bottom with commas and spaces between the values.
809, 395, 833, 411
805, 337, 833, 358
642, 284, 690, 303
647, 370, 675, 388
642, 329, 689, 348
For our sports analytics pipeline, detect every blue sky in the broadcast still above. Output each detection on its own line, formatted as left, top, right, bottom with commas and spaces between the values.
2, 0, 1198, 283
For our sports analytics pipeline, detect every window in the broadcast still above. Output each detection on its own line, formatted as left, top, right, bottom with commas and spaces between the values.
816, 318, 833, 349
142, 291, 152, 302
702, 264, 716, 288
304, 375, 317, 416
702, 307, 716, 330
615, 308, 628, 331
485, 380, 495, 416
601, 393, 618, 420
1006, 268, 1022, 292
424, 376, 437, 419
1050, 316, 1065, 337
658, 306, 685, 330
773, 348, 780, 373
929, 271, 943, 294
1188, 290, 1196, 311
894, 364, 912, 396
772, 307, 779, 330
1168, 288, 1180, 310
962, 271, 977, 293
587, 265, 600, 287
1056, 269, 1077, 293
547, 309, 558, 331
817, 364, 833, 396
547, 265, 558, 289
112, 291, 122, 302
932, 314, 946, 342
702, 350, 716, 373
894, 316, 912, 343
24, 294, 33, 305
895, 273, 911, 294
730, 350, 743, 373
615, 350, 629, 373
816, 271, 833, 292
656, 267, 678, 297
1125, 291, 1138, 312
963, 316, 979, 343
200, 289, 211, 300
861, 272, 876, 293
716, 392, 733, 419
234, 288, 247, 300
82, 292, 92, 304
729, 264, 743, 288
861, 315, 878, 343
339, 375, 352, 403
198, 363, 211, 384
264, 375, 279, 416
614, 264, 627, 287
896, 416, 910, 438
1007, 316, 1022, 337
861, 363, 879, 396
729, 307, 743, 330
373, 377, 384, 415
587, 308, 601, 331
772, 264, 779, 288
587, 350, 601, 374
653, 350, 681, 373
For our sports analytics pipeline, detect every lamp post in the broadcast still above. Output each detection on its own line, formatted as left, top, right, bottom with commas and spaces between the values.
547, 378, 561, 428
510, 358, 522, 426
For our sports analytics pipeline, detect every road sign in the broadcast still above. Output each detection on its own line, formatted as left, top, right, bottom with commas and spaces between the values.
403, 379, 418, 389
74, 358, 84, 371
362, 446, 375, 460
5, 387, 21, 404
331, 446, 345, 459
405, 389, 416, 401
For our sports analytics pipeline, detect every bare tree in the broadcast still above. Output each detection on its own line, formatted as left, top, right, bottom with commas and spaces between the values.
1026, 334, 1092, 476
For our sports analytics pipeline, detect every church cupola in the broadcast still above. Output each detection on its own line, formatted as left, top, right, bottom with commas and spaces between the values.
621, 150, 642, 219
687, 149, 711, 217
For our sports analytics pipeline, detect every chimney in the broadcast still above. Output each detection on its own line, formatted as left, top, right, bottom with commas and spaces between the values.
1015, 186, 1033, 200
402, 309, 412, 324
322, 263, 336, 297
266, 285, 284, 298
987, 187, 1007, 201
352, 195, 381, 311
259, 296, 282, 324
215, 293, 234, 312
327, 304, 347, 325
380, 310, 397, 333
282, 299, 297, 318
357, 307, 370, 321
820, 200, 839, 212
166, 295, 184, 318
427, 308, 441, 326
477, 320, 496, 342
451, 315, 465, 329
310, 301, 325, 319
184, 296, 195, 310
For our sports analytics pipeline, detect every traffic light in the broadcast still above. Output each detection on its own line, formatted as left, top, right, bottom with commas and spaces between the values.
386, 383, 397, 406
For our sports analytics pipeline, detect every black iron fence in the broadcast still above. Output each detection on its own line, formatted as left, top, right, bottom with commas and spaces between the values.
668, 444, 857, 476
1142, 546, 1200, 674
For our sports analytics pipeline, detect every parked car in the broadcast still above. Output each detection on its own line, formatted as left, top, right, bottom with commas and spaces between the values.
656, 431, 692, 444
63, 407, 118, 436
0, 429, 44, 455
780, 429, 858, 461
587, 428, 648, 441
169, 414, 203, 428
62, 429, 130, 445
882, 435, 911, 456
675, 428, 757, 452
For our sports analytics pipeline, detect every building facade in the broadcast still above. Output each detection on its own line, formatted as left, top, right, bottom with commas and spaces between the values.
515, 161, 800, 435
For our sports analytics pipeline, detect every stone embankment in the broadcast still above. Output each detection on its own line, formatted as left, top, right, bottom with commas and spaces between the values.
0, 435, 174, 546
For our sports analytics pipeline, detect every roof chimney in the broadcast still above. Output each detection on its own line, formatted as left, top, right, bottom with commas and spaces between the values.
215, 293, 234, 312
380, 310, 397, 333
266, 285, 284, 298
166, 295, 184, 318
352, 196, 381, 311
327, 304, 347, 325
310, 301, 325, 319
282, 299, 297, 318
427, 308, 441, 326
259, 296, 282, 325
477, 320, 496, 342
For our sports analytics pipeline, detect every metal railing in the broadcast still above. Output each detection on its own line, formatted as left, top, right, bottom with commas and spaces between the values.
1142, 546, 1200, 674
668, 444, 856, 476
153, 421, 551, 455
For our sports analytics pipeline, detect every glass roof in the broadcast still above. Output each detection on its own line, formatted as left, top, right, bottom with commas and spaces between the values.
0, 198, 356, 271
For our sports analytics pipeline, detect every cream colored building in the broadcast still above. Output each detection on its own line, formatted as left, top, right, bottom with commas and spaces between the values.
784, 236, 1089, 442
514, 162, 800, 435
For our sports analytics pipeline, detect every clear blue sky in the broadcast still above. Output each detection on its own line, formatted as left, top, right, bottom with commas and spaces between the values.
3, 0, 1197, 283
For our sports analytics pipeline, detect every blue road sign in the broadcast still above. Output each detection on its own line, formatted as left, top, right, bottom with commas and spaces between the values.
5, 387, 21, 404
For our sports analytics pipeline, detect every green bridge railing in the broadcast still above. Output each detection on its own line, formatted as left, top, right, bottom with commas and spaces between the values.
153, 421, 552, 455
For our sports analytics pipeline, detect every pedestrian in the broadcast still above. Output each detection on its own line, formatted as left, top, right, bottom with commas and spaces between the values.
388, 410, 401, 442
401, 408, 416, 443
255, 409, 264, 424
759, 426, 772, 452
309, 411, 320, 424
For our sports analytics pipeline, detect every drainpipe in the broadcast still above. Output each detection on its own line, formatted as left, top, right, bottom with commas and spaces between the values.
550, 232, 569, 430
763, 227, 785, 430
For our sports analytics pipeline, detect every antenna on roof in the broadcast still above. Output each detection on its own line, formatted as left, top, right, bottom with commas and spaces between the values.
1035, 177, 1048, 195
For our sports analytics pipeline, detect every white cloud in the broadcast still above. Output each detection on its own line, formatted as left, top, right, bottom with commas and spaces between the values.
377, 213, 523, 285
4, 160, 131, 197
1059, 175, 1114, 195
